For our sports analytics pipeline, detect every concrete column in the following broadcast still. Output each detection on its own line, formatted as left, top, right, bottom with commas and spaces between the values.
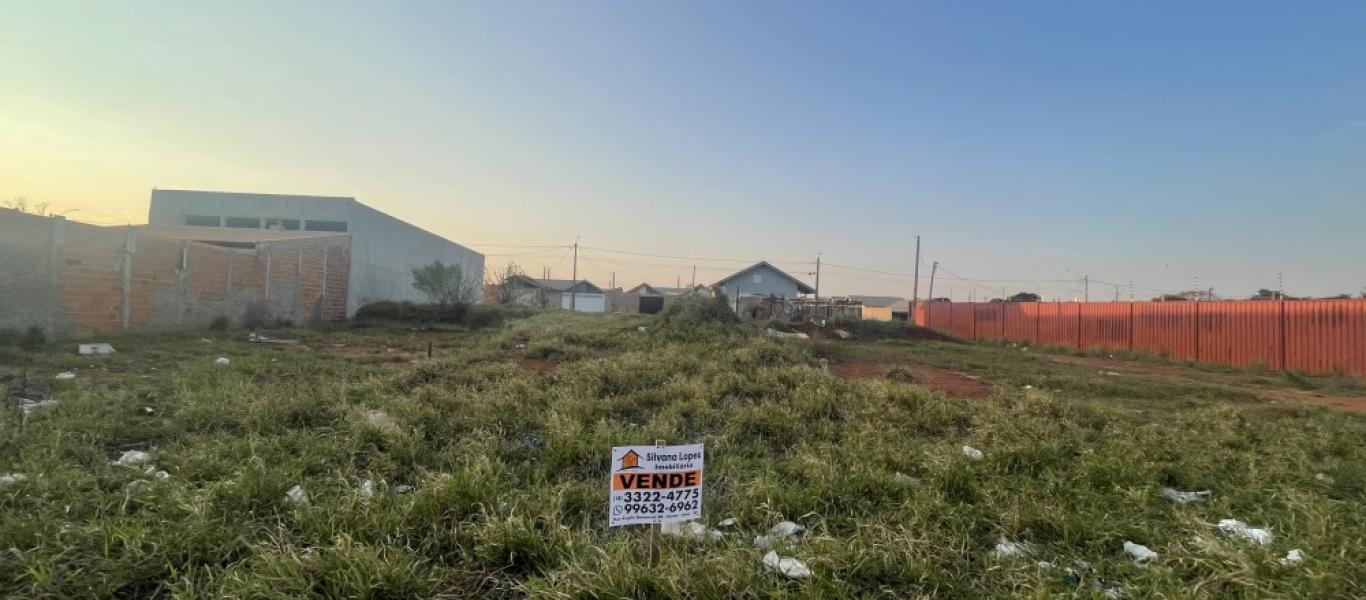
48, 216, 66, 336
120, 227, 136, 332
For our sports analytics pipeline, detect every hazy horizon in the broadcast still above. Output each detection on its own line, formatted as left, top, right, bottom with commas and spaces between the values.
3, 1, 1364, 299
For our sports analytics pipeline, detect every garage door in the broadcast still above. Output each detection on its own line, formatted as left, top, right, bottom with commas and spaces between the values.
560, 293, 606, 313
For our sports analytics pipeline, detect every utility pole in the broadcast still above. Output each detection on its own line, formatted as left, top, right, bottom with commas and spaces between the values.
1128, 281, 1134, 301
1114, 284, 1119, 302
570, 240, 578, 310
1083, 275, 1089, 302
1278, 272, 1284, 300
610, 272, 615, 291
910, 235, 921, 324
814, 254, 822, 300
677, 274, 680, 289
691, 265, 696, 288
1194, 276, 1200, 302
927, 261, 938, 304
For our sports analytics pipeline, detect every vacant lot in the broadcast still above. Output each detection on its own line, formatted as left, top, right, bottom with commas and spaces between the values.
3, 311, 1365, 598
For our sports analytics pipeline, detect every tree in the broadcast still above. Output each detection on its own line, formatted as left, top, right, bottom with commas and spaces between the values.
1008, 291, 1041, 302
411, 261, 476, 306
5, 197, 51, 216
484, 262, 526, 304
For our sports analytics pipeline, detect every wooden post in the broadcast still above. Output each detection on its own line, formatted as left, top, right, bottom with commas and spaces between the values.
427, 340, 433, 359
649, 438, 664, 567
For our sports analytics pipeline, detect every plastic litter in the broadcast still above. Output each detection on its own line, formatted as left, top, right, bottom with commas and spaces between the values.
1102, 371, 1121, 376
1217, 519, 1272, 545
286, 485, 310, 508
962, 446, 985, 460
637, 326, 648, 333
213, 357, 230, 366
364, 410, 398, 431
661, 520, 724, 541
0, 473, 27, 487
1103, 586, 1126, 598
761, 551, 812, 579
78, 343, 116, 355
394, 484, 415, 494
1123, 541, 1158, 568
832, 329, 852, 340
1022, 385, 1034, 390
152, 470, 170, 479
54, 371, 76, 380
893, 472, 922, 487
754, 520, 804, 548
1279, 548, 1305, 566
123, 479, 153, 494
116, 450, 152, 467
717, 517, 737, 528
993, 537, 1034, 558
522, 433, 545, 451
1315, 473, 1334, 484
19, 398, 59, 416
358, 479, 375, 500
1160, 487, 1211, 504
248, 332, 298, 344
765, 329, 809, 340
141, 406, 155, 415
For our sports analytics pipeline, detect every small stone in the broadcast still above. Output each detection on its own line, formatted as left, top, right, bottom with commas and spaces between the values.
962, 446, 985, 460
214, 357, 230, 366
116, 450, 152, 467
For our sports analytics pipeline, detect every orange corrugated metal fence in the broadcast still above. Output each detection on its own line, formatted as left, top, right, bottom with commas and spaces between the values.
915, 299, 1366, 377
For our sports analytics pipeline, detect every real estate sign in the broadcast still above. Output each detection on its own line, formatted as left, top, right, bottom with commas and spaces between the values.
608, 443, 704, 527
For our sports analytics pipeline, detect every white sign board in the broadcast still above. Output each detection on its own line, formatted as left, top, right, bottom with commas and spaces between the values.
609, 443, 703, 527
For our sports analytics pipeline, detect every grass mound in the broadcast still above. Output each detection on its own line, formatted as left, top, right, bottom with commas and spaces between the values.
654, 294, 740, 336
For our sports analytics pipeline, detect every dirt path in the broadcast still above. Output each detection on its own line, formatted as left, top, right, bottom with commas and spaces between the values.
1045, 354, 1366, 413
831, 362, 993, 398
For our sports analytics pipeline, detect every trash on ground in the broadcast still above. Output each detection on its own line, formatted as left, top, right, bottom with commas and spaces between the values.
637, 326, 648, 333
1022, 384, 1034, 390
363, 410, 398, 431
248, 332, 299, 344
717, 517, 737, 528
962, 446, 985, 460
286, 485, 310, 508
522, 433, 545, 451
1102, 371, 1121, 376
358, 479, 375, 500
754, 520, 804, 548
213, 357, 231, 366
1160, 487, 1211, 504
115, 450, 152, 467
765, 329, 809, 340
394, 484, 415, 494
152, 470, 170, 479
1123, 541, 1158, 568
893, 472, 922, 487
993, 537, 1034, 558
1103, 585, 1126, 598
0, 473, 27, 487
141, 406, 155, 415
20, 398, 59, 416
833, 329, 852, 340
1315, 473, 1334, 484
1279, 548, 1305, 566
1217, 519, 1272, 545
661, 520, 724, 541
78, 343, 116, 355
54, 371, 76, 380
761, 551, 812, 579
123, 479, 153, 495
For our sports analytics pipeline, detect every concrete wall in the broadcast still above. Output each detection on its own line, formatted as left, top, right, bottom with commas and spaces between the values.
0, 208, 348, 337
716, 264, 809, 300
149, 190, 484, 315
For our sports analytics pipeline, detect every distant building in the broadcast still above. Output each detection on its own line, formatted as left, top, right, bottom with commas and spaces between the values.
850, 295, 909, 321
147, 189, 483, 315
504, 276, 607, 313
617, 283, 710, 314
711, 261, 815, 302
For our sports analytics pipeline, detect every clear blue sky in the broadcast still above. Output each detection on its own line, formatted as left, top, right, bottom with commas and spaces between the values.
3, 1, 1364, 298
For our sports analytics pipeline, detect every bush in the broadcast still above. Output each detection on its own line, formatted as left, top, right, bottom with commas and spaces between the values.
0, 328, 18, 347
828, 319, 956, 342
353, 301, 531, 330
655, 294, 740, 336
19, 326, 46, 351
242, 301, 271, 329
208, 316, 230, 331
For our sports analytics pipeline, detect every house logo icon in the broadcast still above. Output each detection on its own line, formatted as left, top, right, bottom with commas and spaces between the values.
618, 449, 642, 470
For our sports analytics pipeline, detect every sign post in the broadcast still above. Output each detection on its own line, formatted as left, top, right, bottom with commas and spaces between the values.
609, 441, 705, 565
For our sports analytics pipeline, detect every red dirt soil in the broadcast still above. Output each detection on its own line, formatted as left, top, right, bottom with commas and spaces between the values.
518, 358, 558, 375
1045, 354, 1366, 413
831, 362, 993, 398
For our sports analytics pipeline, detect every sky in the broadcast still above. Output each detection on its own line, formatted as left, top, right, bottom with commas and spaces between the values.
3, 1, 1364, 299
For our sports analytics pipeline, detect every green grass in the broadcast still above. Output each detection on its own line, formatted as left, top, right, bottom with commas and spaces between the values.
2, 312, 1365, 598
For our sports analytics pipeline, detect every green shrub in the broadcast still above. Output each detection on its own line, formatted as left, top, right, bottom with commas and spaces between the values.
828, 318, 956, 341
19, 326, 45, 351
208, 316, 230, 331
0, 328, 18, 347
655, 294, 739, 337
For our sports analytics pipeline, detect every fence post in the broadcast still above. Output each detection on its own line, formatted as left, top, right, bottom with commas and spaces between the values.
1075, 302, 1082, 350
1193, 300, 1201, 363
120, 227, 136, 332
1128, 302, 1135, 351
972, 303, 978, 341
1278, 299, 1287, 371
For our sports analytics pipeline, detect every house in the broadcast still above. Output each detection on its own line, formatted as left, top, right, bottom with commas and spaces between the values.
712, 261, 815, 301
617, 283, 710, 314
504, 275, 607, 313
146, 189, 484, 316
850, 295, 910, 321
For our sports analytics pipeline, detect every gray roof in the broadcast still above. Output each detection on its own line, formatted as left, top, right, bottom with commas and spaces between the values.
509, 276, 605, 294
712, 261, 816, 294
850, 295, 905, 308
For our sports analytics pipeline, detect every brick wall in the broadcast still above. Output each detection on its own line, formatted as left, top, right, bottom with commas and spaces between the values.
0, 209, 350, 337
